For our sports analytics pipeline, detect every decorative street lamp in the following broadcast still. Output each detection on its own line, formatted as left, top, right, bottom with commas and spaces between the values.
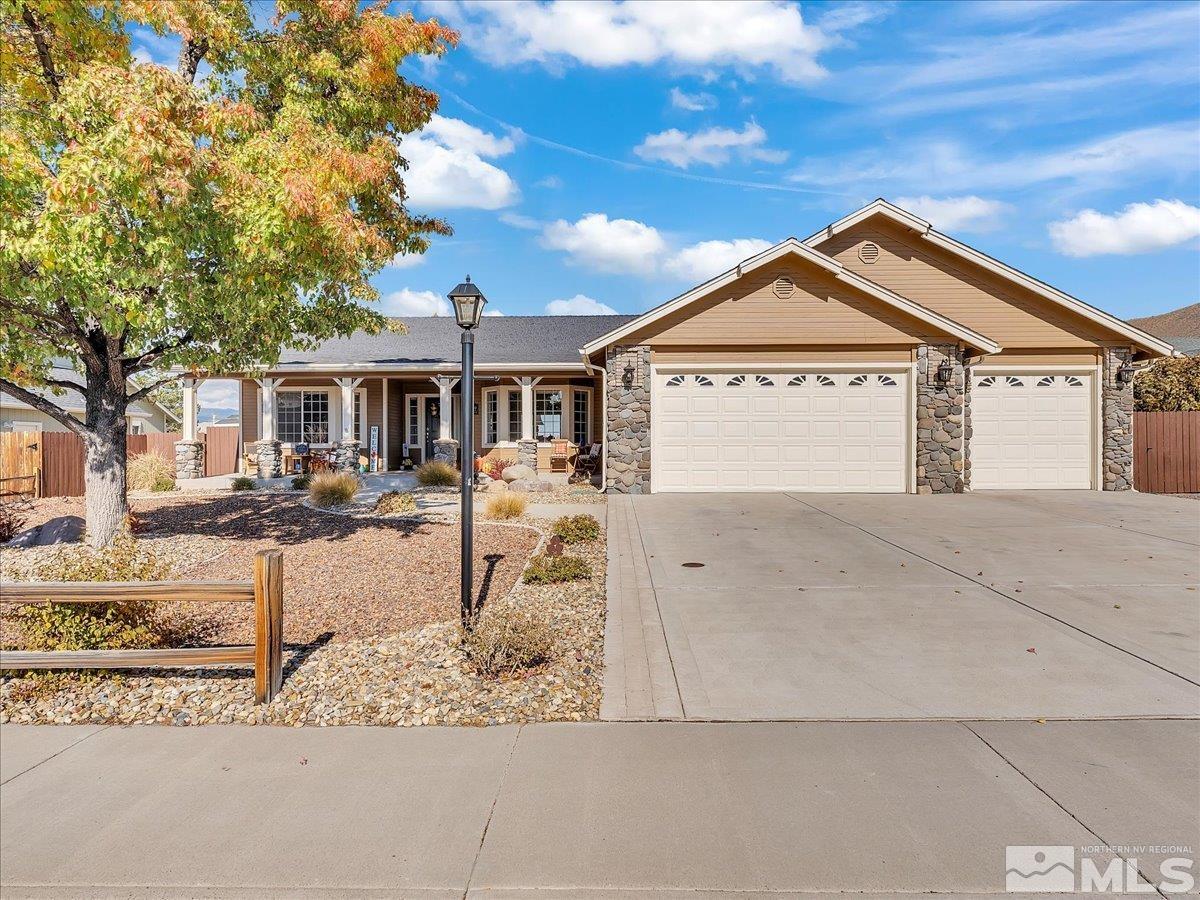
448, 276, 487, 627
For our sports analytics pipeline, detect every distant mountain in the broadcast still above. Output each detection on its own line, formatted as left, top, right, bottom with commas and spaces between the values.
1130, 302, 1200, 339
198, 406, 240, 425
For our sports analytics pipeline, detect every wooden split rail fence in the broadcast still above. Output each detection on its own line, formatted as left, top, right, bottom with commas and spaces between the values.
0, 549, 284, 704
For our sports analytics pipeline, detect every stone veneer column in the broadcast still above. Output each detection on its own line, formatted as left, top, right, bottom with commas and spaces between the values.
1102, 347, 1134, 491
605, 345, 651, 494
915, 344, 966, 494
517, 439, 537, 469
174, 439, 204, 480
433, 438, 459, 467
333, 439, 361, 474
256, 439, 282, 479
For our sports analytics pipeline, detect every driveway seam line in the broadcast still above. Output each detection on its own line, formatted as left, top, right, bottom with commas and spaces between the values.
960, 722, 1169, 899
461, 723, 523, 900
628, 498, 687, 719
982, 493, 1200, 548
0, 725, 112, 786
784, 494, 1200, 689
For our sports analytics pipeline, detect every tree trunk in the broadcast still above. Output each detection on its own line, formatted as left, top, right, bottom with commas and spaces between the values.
83, 373, 129, 548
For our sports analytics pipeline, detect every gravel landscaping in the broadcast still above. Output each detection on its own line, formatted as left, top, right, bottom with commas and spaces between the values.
1, 495, 606, 727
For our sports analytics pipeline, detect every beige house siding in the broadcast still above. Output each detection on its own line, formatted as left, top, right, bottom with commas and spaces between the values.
626, 261, 937, 347
974, 350, 1101, 367
815, 217, 1117, 349
652, 346, 913, 365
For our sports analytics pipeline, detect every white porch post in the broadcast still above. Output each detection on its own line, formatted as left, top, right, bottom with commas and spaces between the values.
430, 375, 459, 440
513, 376, 543, 440
333, 377, 363, 441
181, 377, 199, 441
256, 377, 284, 441
380, 378, 389, 471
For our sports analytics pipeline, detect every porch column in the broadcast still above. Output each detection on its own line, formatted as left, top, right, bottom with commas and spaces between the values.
332, 377, 363, 473
254, 377, 284, 479
380, 378, 389, 472
429, 375, 460, 465
174, 377, 204, 480
513, 376, 541, 470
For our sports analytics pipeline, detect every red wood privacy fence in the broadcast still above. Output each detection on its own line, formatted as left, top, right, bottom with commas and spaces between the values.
1134, 411, 1200, 494
202, 426, 240, 477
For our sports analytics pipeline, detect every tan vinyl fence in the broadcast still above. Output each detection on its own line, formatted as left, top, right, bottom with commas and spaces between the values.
1134, 411, 1200, 494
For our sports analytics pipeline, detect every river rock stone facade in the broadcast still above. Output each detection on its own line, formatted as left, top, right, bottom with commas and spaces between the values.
606, 344, 651, 494
1102, 347, 1134, 491
333, 439, 360, 473
255, 439, 282, 479
433, 438, 458, 467
916, 343, 966, 494
517, 439, 537, 470
174, 439, 204, 480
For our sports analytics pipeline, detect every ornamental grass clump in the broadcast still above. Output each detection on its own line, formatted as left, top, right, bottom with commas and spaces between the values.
551, 514, 601, 544
230, 476, 256, 491
291, 473, 311, 490
415, 460, 459, 487
127, 452, 175, 493
463, 606, 556, 677
308, 471, 359, 508
484, 493, 527, 520
374, 490, 417, 515
522, 553, 592, 584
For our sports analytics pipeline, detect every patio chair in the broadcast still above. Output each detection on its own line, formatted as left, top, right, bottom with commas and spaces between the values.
550, 439, 570, 472
571, 442, 602, 483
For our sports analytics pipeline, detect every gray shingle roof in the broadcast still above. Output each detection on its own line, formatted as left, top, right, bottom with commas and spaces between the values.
276, 315, 637, 368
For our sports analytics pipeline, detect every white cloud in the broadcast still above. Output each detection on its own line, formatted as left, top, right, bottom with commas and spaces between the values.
197, 380, 240, 414
402, 114, 520, 210
541, 213, 667, 275
499, 212, 542, 230
663, 238, 774, 282
634, 121, 786, 169
428, 0, 829, 84
1048, 200, 1200, 257
535, 175, 563, 189
386, 252, 427, 270
545, 294, 619, 315
379, 288, 451, 317
483, 309, 506, 316
893, 195, 1010, 233
669, 87, 717, 112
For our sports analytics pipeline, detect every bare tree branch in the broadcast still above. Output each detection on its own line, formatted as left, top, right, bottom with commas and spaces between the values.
128, 373, 182, 403
124, 331, 194, 374
44, 376, 87, 392
0, 378, 85, 435
19, 4, 61, 100
178, 36, 209, 84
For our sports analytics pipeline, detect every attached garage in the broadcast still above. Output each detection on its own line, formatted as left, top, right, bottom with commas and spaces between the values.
652, 368, 910, 493
970, 372, 1095, 490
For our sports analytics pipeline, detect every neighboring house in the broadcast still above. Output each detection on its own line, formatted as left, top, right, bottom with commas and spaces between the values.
1130, 302, 1200, 357
186, 199, 1171, 493
1, 364, 179, 435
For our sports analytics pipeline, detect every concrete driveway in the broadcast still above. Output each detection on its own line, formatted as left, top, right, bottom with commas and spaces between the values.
602, 491, 1200, 720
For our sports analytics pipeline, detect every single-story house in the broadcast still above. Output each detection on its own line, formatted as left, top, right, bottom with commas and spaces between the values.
2, 362, 179, 434
178, 199, 1172, 493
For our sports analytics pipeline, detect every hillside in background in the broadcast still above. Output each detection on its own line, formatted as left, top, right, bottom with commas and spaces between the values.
1130, 303, 1200, 339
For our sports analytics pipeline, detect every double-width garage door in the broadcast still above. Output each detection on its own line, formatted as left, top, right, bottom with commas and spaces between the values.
653, 370, 908, 492
970, 373, 1093, 489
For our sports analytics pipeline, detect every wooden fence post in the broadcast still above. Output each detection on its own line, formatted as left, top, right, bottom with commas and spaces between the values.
254, 549, 284, 704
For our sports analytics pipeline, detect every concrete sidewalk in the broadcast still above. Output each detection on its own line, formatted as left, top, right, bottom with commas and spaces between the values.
2, 719, 1196, 897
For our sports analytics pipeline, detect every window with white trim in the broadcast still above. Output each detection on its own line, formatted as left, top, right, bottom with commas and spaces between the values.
407, 396, 419, 447
277, 390, 330, 444
352, 389, 367, 443
485, 390, 499, 445
535, 390, 563, 441
573, 389, 590, 446
508, 391, 522, 441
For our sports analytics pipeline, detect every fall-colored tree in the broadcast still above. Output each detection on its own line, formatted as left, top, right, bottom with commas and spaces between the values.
1134, 356, 1200, 412
1, 0, 455, 546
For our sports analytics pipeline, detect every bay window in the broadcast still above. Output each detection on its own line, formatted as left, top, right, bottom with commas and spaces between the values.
277, 390, 330, 445
535, 390, 563, 441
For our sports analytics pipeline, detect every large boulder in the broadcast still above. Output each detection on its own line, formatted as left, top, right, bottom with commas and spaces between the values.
501, 464, 536, 483
8, 515, 84, 548
484, 479, 509, 493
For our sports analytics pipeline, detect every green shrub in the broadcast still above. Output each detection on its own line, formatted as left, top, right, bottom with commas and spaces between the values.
309, 471, 359, 507
230, 475, 256, 491
522, 553, 592, 584
291, 473, 312, 490
463, 607, 556, 676
127, 452, 175, 493
10, 535, 185, 653
415, 460, 459, 487
374, 490, 416, 515
551, 514, 601, 544
484, 492, 527, 520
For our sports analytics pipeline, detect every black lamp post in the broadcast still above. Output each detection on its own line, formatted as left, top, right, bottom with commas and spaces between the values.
448, 276, 487, 627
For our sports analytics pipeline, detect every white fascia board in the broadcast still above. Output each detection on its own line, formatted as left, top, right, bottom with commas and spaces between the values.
255, 362, 588, 374
805, 199, 1174, 358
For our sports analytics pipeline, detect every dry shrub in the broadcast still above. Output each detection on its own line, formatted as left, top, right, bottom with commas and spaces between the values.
374, 490, 417, 515
415, 460, 459, 487
291, 473, 312, 490
463, 606, 556, 676
0, 503, 26, 543
522, 553, 591, 584
309, 471, 360, 507
484, 492, 527, 520
127, 451, 175, 492
551, 514, 600, 544
230, 475, 256, 491
485, 457, 515, 479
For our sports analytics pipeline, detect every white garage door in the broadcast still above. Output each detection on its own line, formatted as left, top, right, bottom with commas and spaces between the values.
653, 370, 908, 492
971, 373, 1093, 489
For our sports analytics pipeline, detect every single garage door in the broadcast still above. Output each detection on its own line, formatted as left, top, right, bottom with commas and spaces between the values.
971, 373, 1093, 489
653, 370, 908, 492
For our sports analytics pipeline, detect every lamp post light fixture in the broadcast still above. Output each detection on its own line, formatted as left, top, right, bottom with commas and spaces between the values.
448, 276, 487, 627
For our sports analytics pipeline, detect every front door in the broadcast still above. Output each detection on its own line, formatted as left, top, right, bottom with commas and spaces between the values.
424, 397, 439, 462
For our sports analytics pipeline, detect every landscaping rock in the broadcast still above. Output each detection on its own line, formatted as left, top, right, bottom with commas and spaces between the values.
9, 515, 85, 548
484, 479, 509, 493
501, 464, 536, 483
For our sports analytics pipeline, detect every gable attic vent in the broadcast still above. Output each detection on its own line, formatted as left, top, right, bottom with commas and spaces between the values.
773, 276, 796, 299
858, 241, 880, 264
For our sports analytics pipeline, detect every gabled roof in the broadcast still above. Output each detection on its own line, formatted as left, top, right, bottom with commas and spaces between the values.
0, 363, 180, 423
581, 238, 1001, 357
804, 199, 1175, 358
